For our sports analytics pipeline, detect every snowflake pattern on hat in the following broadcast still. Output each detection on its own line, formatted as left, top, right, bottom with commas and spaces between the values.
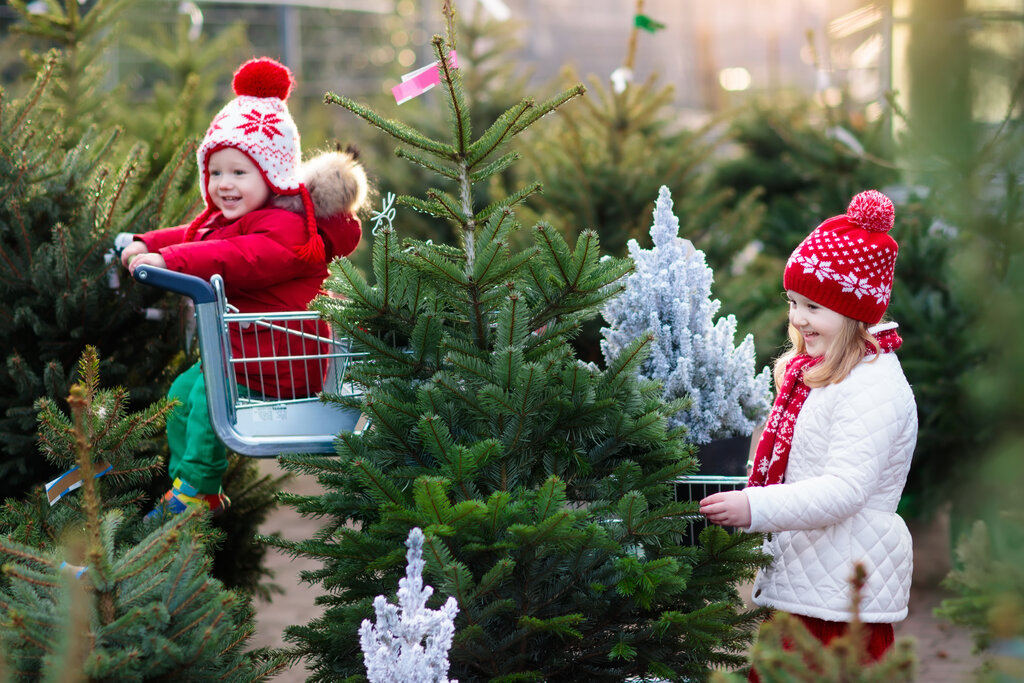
783, 190, 899, 324
238, 108, 285, 140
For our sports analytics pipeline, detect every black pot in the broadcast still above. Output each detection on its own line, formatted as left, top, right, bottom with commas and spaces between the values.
694, 434, 751, 476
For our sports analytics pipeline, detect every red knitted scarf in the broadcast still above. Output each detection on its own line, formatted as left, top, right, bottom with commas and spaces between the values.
747, 326, 902, 487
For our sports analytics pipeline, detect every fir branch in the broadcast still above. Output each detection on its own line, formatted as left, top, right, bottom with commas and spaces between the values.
363, 400, 421, 460
93, 142, 142, 240
469, 236, 505, 285
323, 92, 456, 158
399, 194, 458, 222
603, 334, 655, 387
420, 416, 455, 471
440, 341, 492, 383
467, 558, 515, 604
414, 476, 455, 526
0, 555, 59, 587
425, 188, 471, 225
495, 292, 527, 350
422, 533, 472, 608
534, 476, 567, 519
478, 247, 538, 291
409, 313, 443, 366
465, 99, 534, 168
468, 151, 520, 183
70, 124, 123, 186
494, 347, 524, 394
323, 258, 379, 313
532, 221, 574, 285
169, 596, 224, 641
475, 181, 542, 224
508, 83, 586, 137
433, 374, 493, 419
431, 35, 471, 156
477, 206, 516, 245
395, 147, 461, 181
407, 244, 470, 286
8, 51, 59, 135
477, 384, 518, 418
351, 460, 408, 508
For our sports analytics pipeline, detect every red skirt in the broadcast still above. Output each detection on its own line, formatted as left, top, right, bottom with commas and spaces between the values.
748, 612, 894, 682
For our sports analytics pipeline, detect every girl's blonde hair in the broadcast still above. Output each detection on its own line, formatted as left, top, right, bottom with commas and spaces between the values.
772, 316, 880, 390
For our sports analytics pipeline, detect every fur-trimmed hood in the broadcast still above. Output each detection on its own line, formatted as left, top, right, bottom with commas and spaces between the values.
272, 146, 368, 259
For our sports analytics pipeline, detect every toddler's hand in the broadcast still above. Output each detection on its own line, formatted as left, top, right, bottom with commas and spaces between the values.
699, 490, 751, 529
127, 252, 166, 276
120, 240, 149, 268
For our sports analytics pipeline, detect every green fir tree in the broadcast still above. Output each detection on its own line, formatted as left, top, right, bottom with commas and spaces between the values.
267, 6, 766, 681
5, 0, 137, 140
114, 2, 250, 173
0, 57, 191, 500
931, 10, 1024, 672
346, 0, 533, 279
518, 70, 761, 264
0, 347, 285, 680
0, 345, 171, 551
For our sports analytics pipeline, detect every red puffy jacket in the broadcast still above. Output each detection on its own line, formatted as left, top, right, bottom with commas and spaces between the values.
139, 208, 332, 399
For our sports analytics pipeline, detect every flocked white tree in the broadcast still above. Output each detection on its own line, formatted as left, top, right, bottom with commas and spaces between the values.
359, 527, 459, 683
601, 185, 772, 445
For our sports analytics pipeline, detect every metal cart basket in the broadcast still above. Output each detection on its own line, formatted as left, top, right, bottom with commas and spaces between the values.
675, 475, 748, 543
133, 264, 367, 457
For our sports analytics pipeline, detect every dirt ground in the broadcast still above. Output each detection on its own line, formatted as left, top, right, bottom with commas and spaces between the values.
249, 459, 984, 682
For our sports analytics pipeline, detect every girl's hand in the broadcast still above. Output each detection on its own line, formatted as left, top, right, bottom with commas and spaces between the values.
120, 240, 149, 268
699, 490, 752, 528
127, 252, 166, 275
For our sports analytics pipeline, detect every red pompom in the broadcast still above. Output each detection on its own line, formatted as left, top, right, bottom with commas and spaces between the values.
847, 189, 894, 233
232, 58, 294, 100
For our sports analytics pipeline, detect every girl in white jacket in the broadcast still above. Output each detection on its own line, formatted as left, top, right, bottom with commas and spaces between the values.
699, 190, 917, 677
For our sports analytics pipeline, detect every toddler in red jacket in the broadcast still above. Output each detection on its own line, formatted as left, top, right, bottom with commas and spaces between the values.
122, 57, 367, 518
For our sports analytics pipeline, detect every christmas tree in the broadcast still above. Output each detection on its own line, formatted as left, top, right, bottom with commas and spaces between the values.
930, 6, 1024, 667
0, 347, 285, 679
0, 57, 191, 500
267, 5, 765, 681
517, 68, 760, 264
345, 0, 533, 280
601, 186, 772, 447
114, 5, 250, 178
0, 345, 169, 550
4, 0, 136, 139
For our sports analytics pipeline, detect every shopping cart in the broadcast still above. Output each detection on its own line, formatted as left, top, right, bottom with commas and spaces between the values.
675, 475, 748, 544
132, 264, 367, 457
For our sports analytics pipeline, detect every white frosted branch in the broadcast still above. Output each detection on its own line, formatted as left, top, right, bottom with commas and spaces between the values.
360, 527, 460, 683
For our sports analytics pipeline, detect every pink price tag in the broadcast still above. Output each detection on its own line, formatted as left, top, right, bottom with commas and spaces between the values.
392, 51, 459, 104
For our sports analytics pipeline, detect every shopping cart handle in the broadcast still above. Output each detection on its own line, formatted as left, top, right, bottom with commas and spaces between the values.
132, 264, 217, 304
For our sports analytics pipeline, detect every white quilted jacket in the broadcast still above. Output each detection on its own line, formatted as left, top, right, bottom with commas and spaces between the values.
744, 338, 918, 623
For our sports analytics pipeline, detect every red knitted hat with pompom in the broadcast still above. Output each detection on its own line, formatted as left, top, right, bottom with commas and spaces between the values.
783, 190, 898, 324
187, 57, 324, 263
